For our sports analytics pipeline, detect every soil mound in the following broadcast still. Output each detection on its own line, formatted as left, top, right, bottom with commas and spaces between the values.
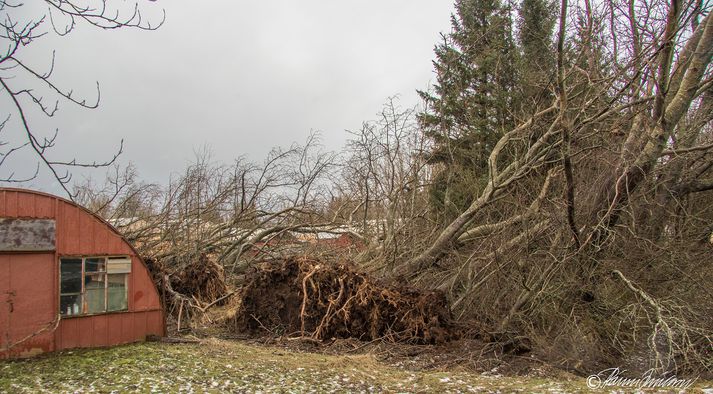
233, 256, 456, 344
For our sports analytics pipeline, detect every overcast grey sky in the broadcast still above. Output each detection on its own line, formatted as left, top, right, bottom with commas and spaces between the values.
1, 1, 454, 193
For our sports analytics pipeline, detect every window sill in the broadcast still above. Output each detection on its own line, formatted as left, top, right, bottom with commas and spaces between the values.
60, 309, 130, 319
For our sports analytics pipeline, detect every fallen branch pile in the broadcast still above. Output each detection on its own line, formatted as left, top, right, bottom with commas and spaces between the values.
233, 256, 456, 344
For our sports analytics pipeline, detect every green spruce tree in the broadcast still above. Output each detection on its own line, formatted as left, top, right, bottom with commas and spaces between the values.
518, 0, 557, 107
418, 0, 519, 219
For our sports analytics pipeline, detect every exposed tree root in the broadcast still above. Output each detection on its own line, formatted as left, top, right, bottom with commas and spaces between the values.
144, 254, 232, 333
170, 254, 229, 305
233, 256, 458, 344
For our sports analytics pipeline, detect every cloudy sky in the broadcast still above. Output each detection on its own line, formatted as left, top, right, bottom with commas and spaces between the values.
1, 1, 454, 194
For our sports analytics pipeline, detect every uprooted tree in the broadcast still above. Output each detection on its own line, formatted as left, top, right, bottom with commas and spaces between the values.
399, 0, 713, 374
66, 0, 712, 377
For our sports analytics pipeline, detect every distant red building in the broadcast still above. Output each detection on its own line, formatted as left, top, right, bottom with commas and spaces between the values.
0, 188, 164, 358
315, 232, 365, 250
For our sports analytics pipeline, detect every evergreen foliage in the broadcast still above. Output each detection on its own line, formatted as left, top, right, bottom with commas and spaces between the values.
418, 0, 555, 219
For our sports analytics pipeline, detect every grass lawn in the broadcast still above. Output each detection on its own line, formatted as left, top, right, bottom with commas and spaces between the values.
0, 338, 709, 393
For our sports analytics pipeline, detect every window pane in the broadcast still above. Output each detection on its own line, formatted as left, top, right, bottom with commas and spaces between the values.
60, 294, 81, 316
85, 257, 106, 273
85, 273, 106, 289
84, 273, 106, 314
60, 259, 82, 294
107, 274, 128, 311
85, 288, 105, 314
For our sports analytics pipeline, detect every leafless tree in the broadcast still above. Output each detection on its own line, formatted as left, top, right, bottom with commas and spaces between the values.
0, 0, 164, 195
336, 97, 436, 270
77, 136, 344, 276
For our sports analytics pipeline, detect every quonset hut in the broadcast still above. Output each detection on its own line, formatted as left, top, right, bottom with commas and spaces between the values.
0, 188, 164, 358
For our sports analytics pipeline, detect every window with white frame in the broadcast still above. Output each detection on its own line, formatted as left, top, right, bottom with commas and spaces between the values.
59, 256, 131, 316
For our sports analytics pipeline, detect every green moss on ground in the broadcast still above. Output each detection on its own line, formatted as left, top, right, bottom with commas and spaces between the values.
0, 339, 709, 393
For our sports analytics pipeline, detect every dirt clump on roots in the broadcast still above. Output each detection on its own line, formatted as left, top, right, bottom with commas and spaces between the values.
170, 254, 229, 305
233, 256, 457, 344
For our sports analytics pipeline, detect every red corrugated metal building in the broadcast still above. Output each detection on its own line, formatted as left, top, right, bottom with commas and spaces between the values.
0, 188, 164, 358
